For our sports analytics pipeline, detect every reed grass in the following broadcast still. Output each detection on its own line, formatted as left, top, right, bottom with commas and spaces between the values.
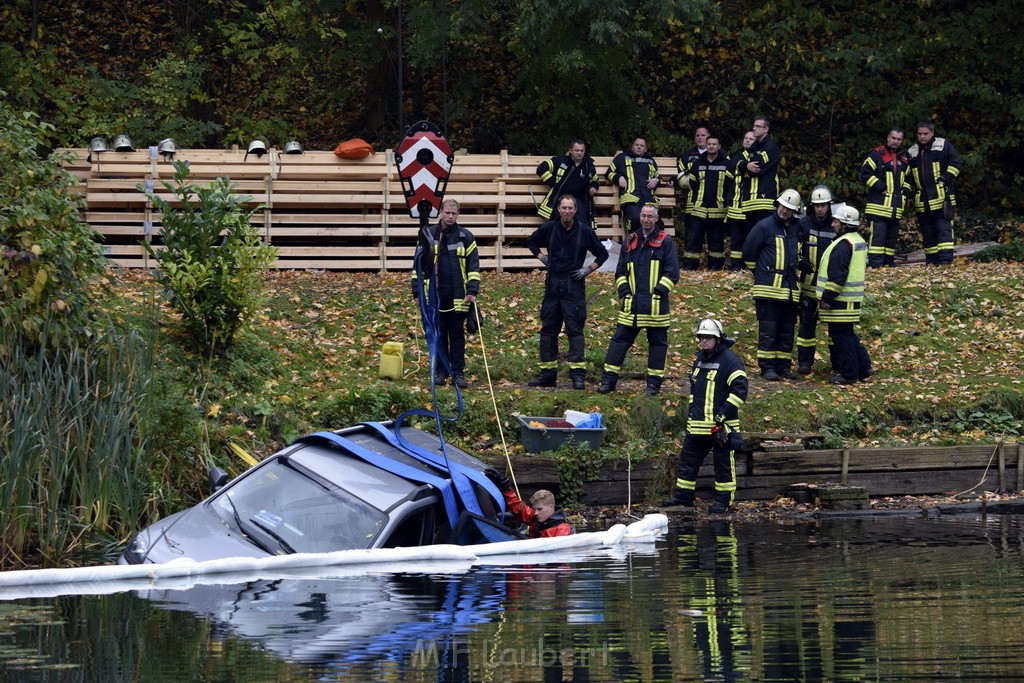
0, 325, 155, 569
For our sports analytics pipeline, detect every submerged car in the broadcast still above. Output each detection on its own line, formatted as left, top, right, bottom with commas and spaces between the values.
120, 422, 514, 565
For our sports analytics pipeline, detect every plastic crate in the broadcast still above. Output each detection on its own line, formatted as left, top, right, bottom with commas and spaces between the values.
517, 415, 606, 454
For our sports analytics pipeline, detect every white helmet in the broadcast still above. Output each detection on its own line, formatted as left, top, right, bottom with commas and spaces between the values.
113, 134, 135, 152
810, 185, 833, 204
283, 140, 304, 154
832, 203, 860, 227
157, 138, 177, 159
695, 318, 724, 339
89, 137, 108, 153
776, 188, 801, 210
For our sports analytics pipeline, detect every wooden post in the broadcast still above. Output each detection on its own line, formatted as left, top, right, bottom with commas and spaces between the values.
1017, 443, 1023, 492
841, 448, 850, 484
998, 443, 1006, 493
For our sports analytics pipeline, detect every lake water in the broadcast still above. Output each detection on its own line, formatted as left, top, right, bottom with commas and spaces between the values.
3, 512, 1024, 682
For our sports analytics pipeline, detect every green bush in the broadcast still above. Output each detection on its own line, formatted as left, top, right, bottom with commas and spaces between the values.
144, 161, 277, 352
0, 96, 106, 350
973, 240, 1024, 263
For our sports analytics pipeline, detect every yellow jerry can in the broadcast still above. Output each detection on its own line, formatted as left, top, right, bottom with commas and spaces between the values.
378, 341, 405, 380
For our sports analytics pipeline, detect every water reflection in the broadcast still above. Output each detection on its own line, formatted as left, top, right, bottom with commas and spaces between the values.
4, 515, 1024, 682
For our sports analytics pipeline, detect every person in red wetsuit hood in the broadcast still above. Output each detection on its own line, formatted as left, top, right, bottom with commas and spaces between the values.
486, 469, 574, 538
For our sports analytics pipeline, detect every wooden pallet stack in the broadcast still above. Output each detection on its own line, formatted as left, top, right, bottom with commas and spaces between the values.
61, 147, 679, 271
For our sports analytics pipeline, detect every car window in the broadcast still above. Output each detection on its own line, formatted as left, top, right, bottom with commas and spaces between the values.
212, 460, 388, 553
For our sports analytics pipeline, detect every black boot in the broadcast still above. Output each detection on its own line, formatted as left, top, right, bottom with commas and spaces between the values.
661, 488, 695, 507
644, 376, 662, 396
527, 369, 557, 387
570, 371, 586, 390
597, 372, 618, 394
709, 495, 732, 514
453, 373, 468, 388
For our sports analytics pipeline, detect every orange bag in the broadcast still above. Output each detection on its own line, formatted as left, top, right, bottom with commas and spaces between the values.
333, 138, 375, 159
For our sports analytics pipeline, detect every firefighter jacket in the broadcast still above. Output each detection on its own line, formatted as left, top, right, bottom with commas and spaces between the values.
797, 212, 836, 296
726, 151, 748, 221
526, 219, 608, 277
502, 490, 574, 538
742, 211, 800, 303
674, 145, 704, 200
411, 222, 480, 312
615, 226, 680, 328
680, 152, 731, 219
535, 154, 600, 220
860, 144, 911, 219
816, 232, 868, 324
687, 338, 747, 436
906, 136, 963, 213
737, 134, 781, 213
606, 151, 660, 207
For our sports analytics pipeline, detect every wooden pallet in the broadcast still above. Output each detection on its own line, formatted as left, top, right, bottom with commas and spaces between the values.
61, 147, 679, 271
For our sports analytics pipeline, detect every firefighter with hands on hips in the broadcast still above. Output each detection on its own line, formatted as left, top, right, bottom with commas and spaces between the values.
662, 318, 748, 513
860, 127, 911, 268
795, 185, 837, 375
678, 135, 731, 271
607, 137, 660, 231
742, 189, 802, 381
816, 203, 874, 385
535, 138, 600, 228
410, 198, 479, 388
597, 204, 680, 396
525, 194, 609, 390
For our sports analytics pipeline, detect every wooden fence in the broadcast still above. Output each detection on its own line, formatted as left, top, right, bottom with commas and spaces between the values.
61, 147, 679, 271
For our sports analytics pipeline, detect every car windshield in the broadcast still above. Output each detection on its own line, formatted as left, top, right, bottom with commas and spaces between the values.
212, 459, 388, 553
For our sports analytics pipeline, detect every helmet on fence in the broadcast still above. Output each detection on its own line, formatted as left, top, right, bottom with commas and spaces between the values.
283, 140, 304, 154
810, 185, 833, 204
832, 203, 860, 228
246, 139, 268, 157
776, 188, 802, 211
157, 138, 177, 159
113, 135, 135, 152
694, 318, 725, 340
89, 137, 108, 153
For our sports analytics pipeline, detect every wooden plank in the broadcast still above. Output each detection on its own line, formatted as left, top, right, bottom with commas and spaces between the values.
752, 444, 1019, 475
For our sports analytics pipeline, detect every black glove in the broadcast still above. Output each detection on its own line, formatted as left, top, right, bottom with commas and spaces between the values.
571, 266, 591, 281
712, 424, 729, 449
539, 254, 549, 267
484, 467, 512, 492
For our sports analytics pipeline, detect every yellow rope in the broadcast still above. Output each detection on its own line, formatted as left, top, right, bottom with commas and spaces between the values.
472, 302, 520, 498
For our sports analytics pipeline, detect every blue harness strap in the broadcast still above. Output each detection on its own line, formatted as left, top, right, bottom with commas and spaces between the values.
362, 421, 505, 516
296, 431, 460, 528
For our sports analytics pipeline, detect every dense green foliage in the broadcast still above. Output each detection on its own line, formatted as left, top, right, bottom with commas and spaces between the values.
0, 93, 106, 349
1, 0, 1021, 214
144, 161, 277, 352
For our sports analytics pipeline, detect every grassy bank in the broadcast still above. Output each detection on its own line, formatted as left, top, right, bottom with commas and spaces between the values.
103, 260, 1024, 512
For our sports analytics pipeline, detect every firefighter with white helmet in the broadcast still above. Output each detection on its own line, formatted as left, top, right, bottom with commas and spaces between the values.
741, 188, 802, 381
816, 203, 873, 384
662, 317, 748, 513
795, 185, 837, 374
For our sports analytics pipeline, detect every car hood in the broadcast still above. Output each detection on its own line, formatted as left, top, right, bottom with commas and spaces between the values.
127, 504, 268, 564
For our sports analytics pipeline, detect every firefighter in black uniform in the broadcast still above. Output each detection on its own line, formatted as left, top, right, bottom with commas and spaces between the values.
742, 189, 802, 381
535, 139, 600, 228
906, 121, 963, 265
607, 137, 660, 232
526, 195, 609, 390
738, 116, 782, 233
795, 185, 836, 375
726, 131, 755, 270
662, 318, 748, 513
678, 136, 731, 270
411, 198, 480, 388
598, 204, 680, 396
860, 127, 911, 268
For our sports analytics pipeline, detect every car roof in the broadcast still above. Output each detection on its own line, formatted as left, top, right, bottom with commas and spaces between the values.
281, 423, 488, 512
